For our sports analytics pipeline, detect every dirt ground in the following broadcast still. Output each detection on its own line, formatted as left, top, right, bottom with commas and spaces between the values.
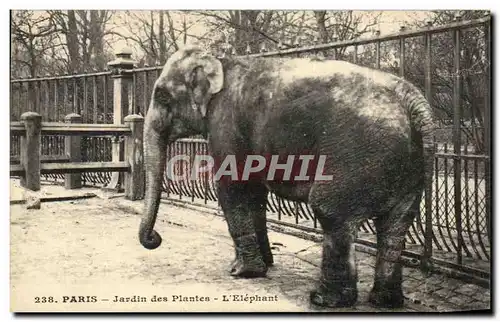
10, 181, 490, 313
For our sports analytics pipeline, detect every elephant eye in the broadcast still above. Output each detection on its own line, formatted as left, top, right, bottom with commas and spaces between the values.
153, 86, 172, 107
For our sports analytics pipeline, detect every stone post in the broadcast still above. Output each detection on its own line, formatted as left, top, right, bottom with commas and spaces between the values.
64, 113, 82, 189
106, 47, 136, 191
124, 114, 145, 200
20, 112, 42, 191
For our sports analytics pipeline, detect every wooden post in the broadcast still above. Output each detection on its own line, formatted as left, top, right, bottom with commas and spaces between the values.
106, 47, 136, 192
20, 112, 42, 191
64, 113, 82, 189
124, 114, 145, 200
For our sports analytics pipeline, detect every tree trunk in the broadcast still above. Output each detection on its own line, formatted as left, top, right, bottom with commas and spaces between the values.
159, 11, 167, 64
314, 11, 329, 43
66, 10, 80, 73
90, 10, 106, 70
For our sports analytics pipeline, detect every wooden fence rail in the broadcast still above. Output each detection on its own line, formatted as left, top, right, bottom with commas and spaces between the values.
10, 111, 145, 201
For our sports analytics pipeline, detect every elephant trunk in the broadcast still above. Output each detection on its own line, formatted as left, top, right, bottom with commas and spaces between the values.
139, 124, 167, 250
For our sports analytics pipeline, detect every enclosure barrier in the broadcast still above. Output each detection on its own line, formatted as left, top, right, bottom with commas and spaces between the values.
10, 111, 145, 201
10, 14, 491, 284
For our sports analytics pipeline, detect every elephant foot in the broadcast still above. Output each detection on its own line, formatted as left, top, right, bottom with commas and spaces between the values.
368, 287, 405, 309
262, 251, 274, 267
309, 286, 357, 308
229, 257, 267, 278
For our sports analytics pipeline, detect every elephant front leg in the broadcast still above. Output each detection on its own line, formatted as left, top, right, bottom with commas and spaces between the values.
218, 183, 267, 278
310, 223, 358, 308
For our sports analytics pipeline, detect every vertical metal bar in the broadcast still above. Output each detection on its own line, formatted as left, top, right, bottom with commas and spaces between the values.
103, 74, 108, 123
202, 141, 207, 204
83, 76, 88, 122
9, 81, 13, 120
16, 82, 22, 120
191, 141, 195, 202
73, 78, 78, 114
165, 143, 170, 198
54, 79, 59, 122
423, 30, 433, 266
93, 75, 98, 123
434, 140, 445, 249
473, 159, 479, 232
443, 143, 457, 253
10, 83, 21, 121
277, 196, 282, 221
463, 142, 472, 251
399, 37, 405, 78
64, 79, 69, 115
23, 82, 27, 117
293, 201, 299, 224
35, 80, 40, 113
453, 26, 463, 265
132, 71, 137, 114
27, 81, 33, 113
178, 142, 183, 200
24, 82, 28, 116
483, 20, 491, 246
44, 80, 50, 121
375, 41, 381, 70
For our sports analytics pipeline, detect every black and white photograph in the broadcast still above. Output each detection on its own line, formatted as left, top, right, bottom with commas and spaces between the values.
8, 8, 492, 313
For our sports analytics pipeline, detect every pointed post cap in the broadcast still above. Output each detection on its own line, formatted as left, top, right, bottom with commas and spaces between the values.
108, 46, 136, 72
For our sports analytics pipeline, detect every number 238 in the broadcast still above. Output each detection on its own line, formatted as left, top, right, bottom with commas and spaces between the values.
34, 297, 55, 303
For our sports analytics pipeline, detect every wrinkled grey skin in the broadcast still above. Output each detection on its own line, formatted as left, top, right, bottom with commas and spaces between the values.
138, 46, 435, 309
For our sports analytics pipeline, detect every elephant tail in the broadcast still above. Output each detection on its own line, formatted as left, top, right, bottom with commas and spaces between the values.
394, 79, 436, 144
395, 80, 435, 243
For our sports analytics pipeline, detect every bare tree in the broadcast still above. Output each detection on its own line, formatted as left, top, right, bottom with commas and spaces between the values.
313, 11, 382, 59
116, 11, 206, 67
197, 10, 382, 56
49, 10, 115, 73
11, 10, 61, 78
402, 10, 489, 151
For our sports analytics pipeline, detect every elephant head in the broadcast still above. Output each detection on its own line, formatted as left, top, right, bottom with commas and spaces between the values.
139, 46, 224, 249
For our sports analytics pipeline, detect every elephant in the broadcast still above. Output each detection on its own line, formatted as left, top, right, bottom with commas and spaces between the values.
138, 45, 435, 309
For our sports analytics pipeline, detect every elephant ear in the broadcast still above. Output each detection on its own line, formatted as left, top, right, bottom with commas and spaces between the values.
197, 53, 224, 95
182, 51, 224, 117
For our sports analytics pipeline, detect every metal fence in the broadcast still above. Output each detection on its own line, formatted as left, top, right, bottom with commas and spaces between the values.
10, 15, 491, 282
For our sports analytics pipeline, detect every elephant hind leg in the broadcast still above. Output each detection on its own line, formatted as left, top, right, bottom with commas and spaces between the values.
250, 185, 273, 267
309, 204, 363, 308
368, 192, 421, 308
